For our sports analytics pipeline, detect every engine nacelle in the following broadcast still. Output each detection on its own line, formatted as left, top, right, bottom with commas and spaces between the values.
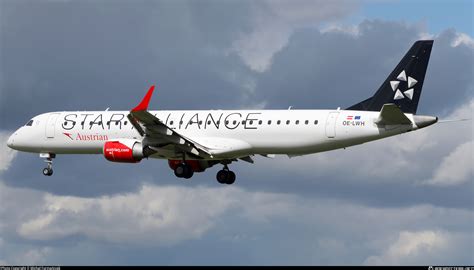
103, 139, 144, 163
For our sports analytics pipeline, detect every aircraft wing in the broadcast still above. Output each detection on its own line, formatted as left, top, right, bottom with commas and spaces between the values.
127, 86, 213, 159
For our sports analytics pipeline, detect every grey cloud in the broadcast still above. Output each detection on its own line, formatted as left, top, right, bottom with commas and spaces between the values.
1, 181, 473, 265
0, 0, 255, 130
0, 132, 16, 172
425, 140, 473, 186
252, 21, 474, 116
231, 0, 360, 72
252, 20, 422, 110
364, 230, 473, 265
17, 185, 236, 245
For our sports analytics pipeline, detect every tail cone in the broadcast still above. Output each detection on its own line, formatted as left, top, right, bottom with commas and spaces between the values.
413, 115, 438, 129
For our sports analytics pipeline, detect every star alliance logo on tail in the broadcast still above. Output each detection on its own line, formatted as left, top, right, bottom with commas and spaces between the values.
390, 70, 417, 101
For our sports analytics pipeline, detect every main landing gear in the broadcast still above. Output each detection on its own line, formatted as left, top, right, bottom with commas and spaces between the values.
174, 162, 194, 179
216, 165, 236, 185
40, 153, 55, 176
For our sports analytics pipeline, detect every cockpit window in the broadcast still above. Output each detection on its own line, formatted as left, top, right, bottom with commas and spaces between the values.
25, 120, 34, 126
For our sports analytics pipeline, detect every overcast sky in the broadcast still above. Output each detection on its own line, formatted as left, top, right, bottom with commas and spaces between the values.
0, 0, 473, 265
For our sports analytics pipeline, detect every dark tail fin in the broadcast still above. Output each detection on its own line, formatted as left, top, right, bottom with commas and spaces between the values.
347, 40, 433, 114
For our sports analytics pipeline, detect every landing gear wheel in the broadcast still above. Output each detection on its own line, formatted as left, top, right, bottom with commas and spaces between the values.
216, 169, 236, 185
216, 170, 228, 184
174, 163, 186, 178
226, 171, 236, 185
40, 153, 55, 176
174, 163, 194, 179
183, 166, 194, 179
42, 168, 53, 176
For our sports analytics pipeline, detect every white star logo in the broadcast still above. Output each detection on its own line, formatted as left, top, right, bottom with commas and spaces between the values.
390, 70, 417, 101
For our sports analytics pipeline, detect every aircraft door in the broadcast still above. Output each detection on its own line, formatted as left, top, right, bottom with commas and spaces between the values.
325, 112, 339, 138
45, 113, 60, 138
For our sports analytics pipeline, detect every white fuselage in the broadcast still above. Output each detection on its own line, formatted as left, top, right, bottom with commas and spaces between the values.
7, 109, 418, 160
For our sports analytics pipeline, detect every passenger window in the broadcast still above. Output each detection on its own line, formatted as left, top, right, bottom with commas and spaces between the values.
277, 120, 281, 125
305, 120, 309, 125
170, 121, 174, 125
249, 120, 253, 125
207, 121, 211, 125
314, 120, 318, 125
124, 121, 128, 125
233, 120, 237, 125
258, 120, 262, 125
268, 120, 272, 125
225, 120, 229, 125
286, 120, 290, 125
242, 120, 246, 125
199, 121, 203, 125
296, 120, 299, 125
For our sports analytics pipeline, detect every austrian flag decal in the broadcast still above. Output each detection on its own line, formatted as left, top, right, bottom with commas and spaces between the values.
346, 116, 361, 120
343, 115, 365, 127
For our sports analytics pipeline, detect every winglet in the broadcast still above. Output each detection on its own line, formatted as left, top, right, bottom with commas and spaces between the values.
132, 85, 155, 112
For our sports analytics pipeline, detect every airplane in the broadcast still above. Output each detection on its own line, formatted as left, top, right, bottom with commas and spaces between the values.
7, 40, 438, 185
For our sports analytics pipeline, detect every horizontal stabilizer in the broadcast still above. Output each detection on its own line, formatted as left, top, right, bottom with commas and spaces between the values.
375, 103, 412, 125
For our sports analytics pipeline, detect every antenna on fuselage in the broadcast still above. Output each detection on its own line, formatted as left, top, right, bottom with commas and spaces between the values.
105, 107, 110, 111
288, 106, 292, 110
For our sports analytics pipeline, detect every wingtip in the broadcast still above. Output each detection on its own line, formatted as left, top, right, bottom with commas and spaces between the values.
132, 85, 155, 112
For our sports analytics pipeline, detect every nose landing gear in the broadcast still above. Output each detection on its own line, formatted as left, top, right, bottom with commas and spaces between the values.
40, 153, 55, 176
216, 165, 236, 185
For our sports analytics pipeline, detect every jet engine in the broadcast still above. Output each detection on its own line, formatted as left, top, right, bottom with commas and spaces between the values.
103, 139, 147, 163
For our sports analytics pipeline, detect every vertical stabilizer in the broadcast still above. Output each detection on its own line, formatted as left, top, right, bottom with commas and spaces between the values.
347, 40, 433, 114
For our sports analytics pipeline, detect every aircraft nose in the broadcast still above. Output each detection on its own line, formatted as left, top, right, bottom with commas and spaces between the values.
7, 133, 15, 148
